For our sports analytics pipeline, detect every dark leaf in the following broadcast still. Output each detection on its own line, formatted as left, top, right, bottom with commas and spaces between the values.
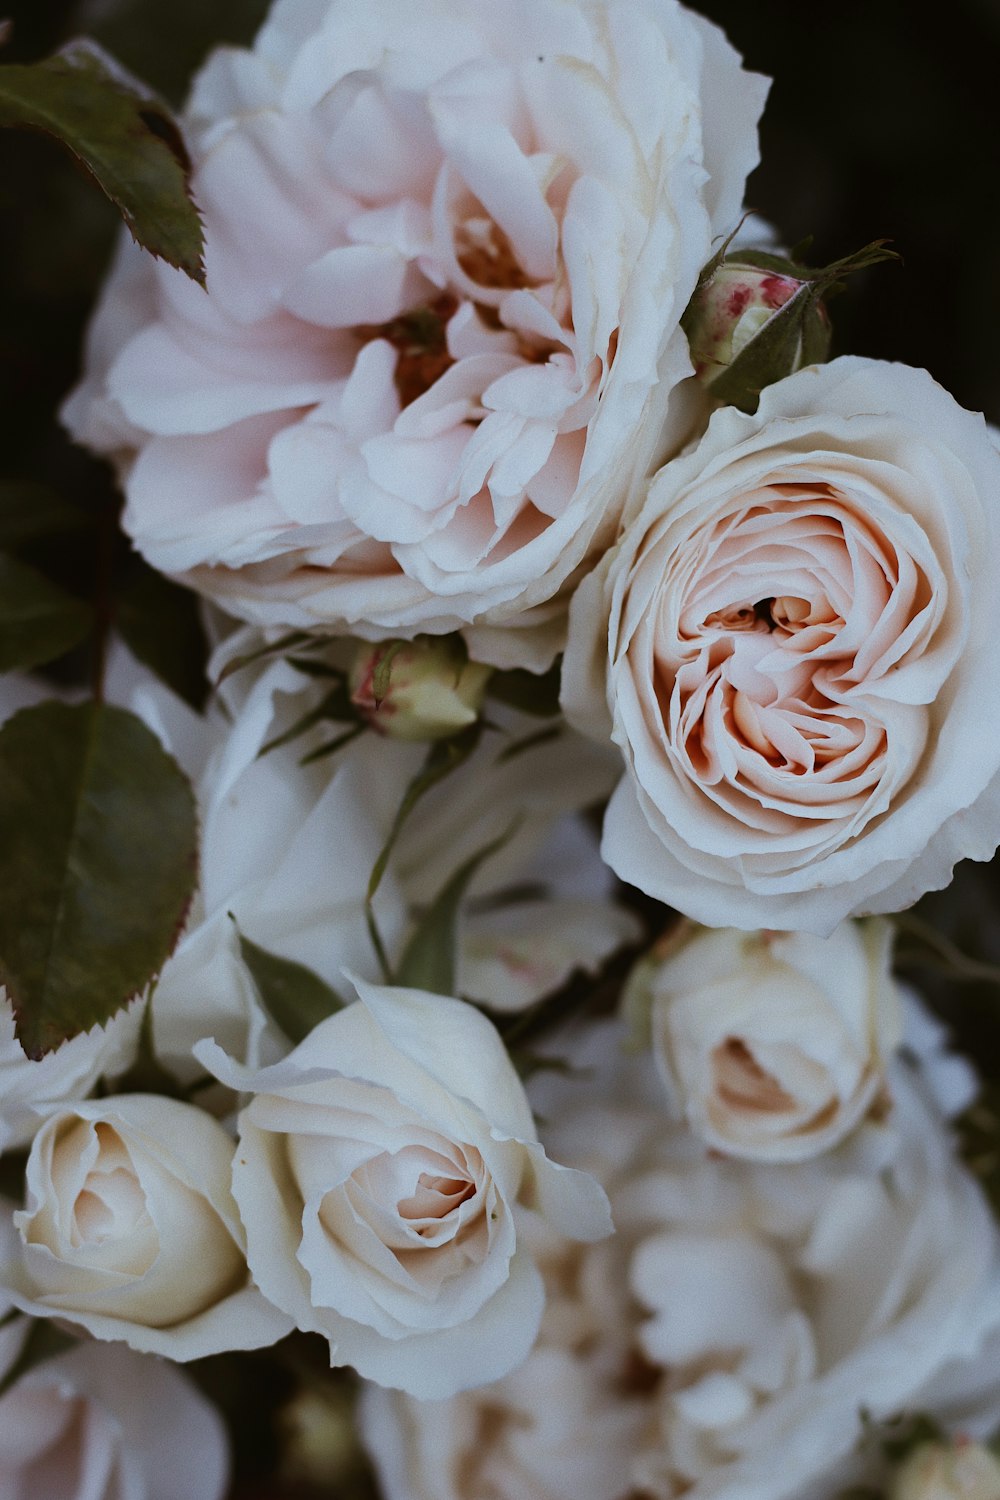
0, 700, 198, 1057
0, 39, 204, 281
0, 481, 93, 552
0, 552, 92, 671
237, 928, 345, 1046
395, 827, 514, 995
115, 556, 210, 711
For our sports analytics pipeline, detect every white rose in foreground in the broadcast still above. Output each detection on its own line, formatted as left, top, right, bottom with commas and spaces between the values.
628, 918, 903, 1160
64, 0, 767, 666
1, 1094, 290, 1359
198, 979, 612, 1398
565, 358, 1000, 931
0, 1340, 229, 1500
369, 1020, 1000, 1500
891, 1442, 1000, 1500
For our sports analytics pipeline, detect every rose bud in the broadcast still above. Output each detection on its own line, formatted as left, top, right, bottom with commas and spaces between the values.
626, 918, 903, 1162
890, 1440, 1000, 1500
681, 240, 896, 411
350, 637, 491, 742
1, 1094, 291, 1359
686, 259, 825, 379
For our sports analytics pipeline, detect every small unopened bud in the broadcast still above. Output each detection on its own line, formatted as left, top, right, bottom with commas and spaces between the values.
685, 260, 825, 385
891, 1440, 1000, 1500
350, 636, 491, 742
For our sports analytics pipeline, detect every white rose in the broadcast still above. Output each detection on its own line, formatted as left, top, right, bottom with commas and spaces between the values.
0, 1093, 291, 1359
891, 1443, 1000, 1500
123, 641, 633, 1074
362, 1343, 646, 1500
524, 1021, 1000, 1500
198, 978, 612, 1398
628, 918, 903, 1161
64, 0, 767, 667
564, 358, 1000, 932
0, 1340, 230, 1500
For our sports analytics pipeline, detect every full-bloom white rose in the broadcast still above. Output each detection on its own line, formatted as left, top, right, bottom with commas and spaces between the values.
626, 917, 903, 1160
0, 1339, 230, 1500
113, 643, 634, 1076
198, 978, 612, 1398
365, 1018, 1000, 1500
64, 0, 767, 666
564, 358, 1000, 932
363, 1342, 646, 1500
0, 1093, 291, 1359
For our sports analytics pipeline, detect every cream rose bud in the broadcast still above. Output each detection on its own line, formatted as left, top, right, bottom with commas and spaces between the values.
1, 1094, 292, 1359
197, 979, 612, 1399
891, 1442, 1000, 1500
630, 918, 903, 1161
350, 637, 491, 741
565, 357, 1000, 932
63, 0, 768, 668
0, 1341, 230, 1500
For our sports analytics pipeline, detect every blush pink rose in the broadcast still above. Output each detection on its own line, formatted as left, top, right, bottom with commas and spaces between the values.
565, 358, 1000, 931
64, 0, 767, 667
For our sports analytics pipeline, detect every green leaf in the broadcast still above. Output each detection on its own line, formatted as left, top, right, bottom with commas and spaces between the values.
237, 928, 345, 1046
115, 557, 210, 711
0, 553, 93, 671
395, 828, 514, 994
0, 39, 205, 281
0, 482, 93, 552
487, 659, 562, 718
0, 701, 199, 1057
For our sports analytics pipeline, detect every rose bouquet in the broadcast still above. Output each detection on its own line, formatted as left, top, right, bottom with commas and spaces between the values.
2, 1, 1000, 1498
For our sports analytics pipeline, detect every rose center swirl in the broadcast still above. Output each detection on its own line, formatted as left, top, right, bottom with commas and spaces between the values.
652, 486, 934, 797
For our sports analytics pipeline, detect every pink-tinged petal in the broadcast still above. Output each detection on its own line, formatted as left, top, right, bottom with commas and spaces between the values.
335, 339, 402, 438
430, 66, 558, 282
283, 245, 428, 328
361, 428, 469, 517
108, 323, 343, 437
124, 414, 293, 573
197, 112, 356, 323
317, 74, 441, 202
267, 421, 354, 527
